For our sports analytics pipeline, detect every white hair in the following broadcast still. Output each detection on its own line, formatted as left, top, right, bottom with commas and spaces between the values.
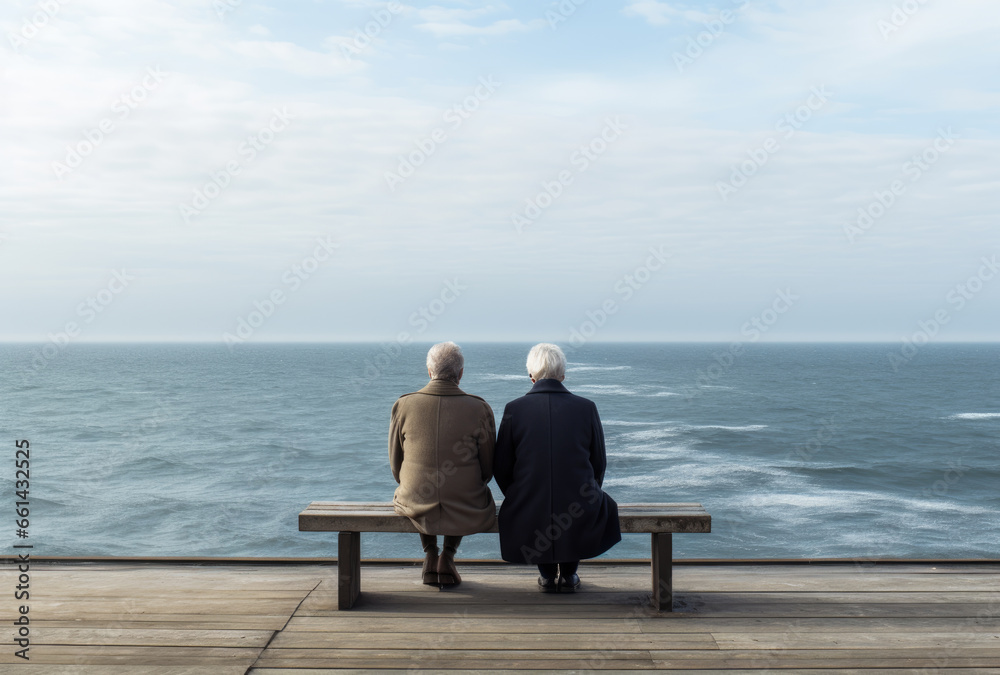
526, 343, 566, 381
426, 342, 464, 382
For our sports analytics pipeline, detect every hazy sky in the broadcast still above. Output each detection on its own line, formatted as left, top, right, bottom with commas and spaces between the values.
1, 0, 997, 343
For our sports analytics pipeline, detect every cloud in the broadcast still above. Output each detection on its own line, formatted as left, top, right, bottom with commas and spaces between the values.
622, 1, 682, 26
413, 3, 544, 38
624, 0, 728, 27
228, 39, 364, 77
1, 0, 997, 341
415, 17, 545, 38
416, 4, 508, 23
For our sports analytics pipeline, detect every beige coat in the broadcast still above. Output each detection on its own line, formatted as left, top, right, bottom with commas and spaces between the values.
389, 379, 497, 536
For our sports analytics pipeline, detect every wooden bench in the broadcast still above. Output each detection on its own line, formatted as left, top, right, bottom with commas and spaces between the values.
299, 501, 711, 611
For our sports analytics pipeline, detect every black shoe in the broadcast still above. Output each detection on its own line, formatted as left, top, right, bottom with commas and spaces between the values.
538, 576, 558, 593
558, 574, 580, 593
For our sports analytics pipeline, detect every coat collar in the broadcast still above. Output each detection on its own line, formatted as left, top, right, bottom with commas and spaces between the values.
527, 378, 570, 395
416, 378, 469, 396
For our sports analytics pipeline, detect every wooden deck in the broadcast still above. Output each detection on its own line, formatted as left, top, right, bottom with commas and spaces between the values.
3, 559, 1000, 672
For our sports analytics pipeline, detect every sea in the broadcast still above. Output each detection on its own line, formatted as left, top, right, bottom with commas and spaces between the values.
1, 342, 998, 561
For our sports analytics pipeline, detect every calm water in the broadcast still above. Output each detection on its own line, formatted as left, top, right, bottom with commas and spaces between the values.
1, 342, 998, 560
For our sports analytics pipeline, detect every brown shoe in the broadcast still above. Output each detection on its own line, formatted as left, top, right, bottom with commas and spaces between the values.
437, 552, 461, 587
422, 552, 439, 585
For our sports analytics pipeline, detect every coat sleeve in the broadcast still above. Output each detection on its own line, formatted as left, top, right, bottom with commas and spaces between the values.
589, 402, 607, 487
477, 401, 497, 484
493, 405, 514, 494
388, 398, 404, 484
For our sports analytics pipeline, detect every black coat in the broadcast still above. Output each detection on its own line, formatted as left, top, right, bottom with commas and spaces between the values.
494, 379, 621, 564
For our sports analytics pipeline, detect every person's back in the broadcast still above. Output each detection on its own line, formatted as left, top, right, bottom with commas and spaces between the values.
390, 379, 496, 535
389, 341, 495, 587
494, 343, 621, 592
495, 381, 612, 561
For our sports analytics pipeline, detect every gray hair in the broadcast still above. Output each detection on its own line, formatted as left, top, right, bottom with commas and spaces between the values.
426, 342, 464, 382
526, 343, 566, 380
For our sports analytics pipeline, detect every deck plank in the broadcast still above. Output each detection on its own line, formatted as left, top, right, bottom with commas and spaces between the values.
25, 627, 275, 648
5, 668, 248, 674
3, 561, 999, 672
248, 670, 1000, 675
268, 631, 720, 650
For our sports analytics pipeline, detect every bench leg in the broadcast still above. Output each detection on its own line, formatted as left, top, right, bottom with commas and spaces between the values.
338, 531, 361, 610
651, 532, 673, 612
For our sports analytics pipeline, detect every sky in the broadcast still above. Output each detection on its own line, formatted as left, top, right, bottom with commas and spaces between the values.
0, 0, 997, 343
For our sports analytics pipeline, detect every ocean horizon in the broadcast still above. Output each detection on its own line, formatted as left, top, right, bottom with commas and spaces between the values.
2, 342, 998, 561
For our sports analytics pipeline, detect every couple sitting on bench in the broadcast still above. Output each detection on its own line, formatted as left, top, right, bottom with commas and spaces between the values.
389, 341, 621, 593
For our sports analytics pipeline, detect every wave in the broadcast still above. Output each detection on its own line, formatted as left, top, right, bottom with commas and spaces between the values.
566, 365, 632, 372
649, 391, 681, 397
948, 413, 1000, 420
478, 373, 528, 381
608, 444, 691, 459
617, 428, 682, 443
733, 490, 999, 517
602, 420, 662, 427
605, 462, 796, 489
604, 422, 767, 436
116, 455, 195, 474
572, 384, 637, 396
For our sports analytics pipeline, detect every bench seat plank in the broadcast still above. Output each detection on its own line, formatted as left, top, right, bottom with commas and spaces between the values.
299, 501, 710, 612
300, 503, 710, 534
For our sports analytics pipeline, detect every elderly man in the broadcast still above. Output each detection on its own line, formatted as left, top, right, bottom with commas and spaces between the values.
389, 342, 496, 587
495, 343, 621, 593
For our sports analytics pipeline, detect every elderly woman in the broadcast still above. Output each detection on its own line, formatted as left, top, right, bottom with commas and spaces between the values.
494, 343, 621, 592
389, 342, 496, 587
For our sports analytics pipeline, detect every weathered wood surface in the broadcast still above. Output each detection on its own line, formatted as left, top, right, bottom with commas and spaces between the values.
2, 561, 999, 672
299, 502, 712, 534
300, 501, 710, 610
